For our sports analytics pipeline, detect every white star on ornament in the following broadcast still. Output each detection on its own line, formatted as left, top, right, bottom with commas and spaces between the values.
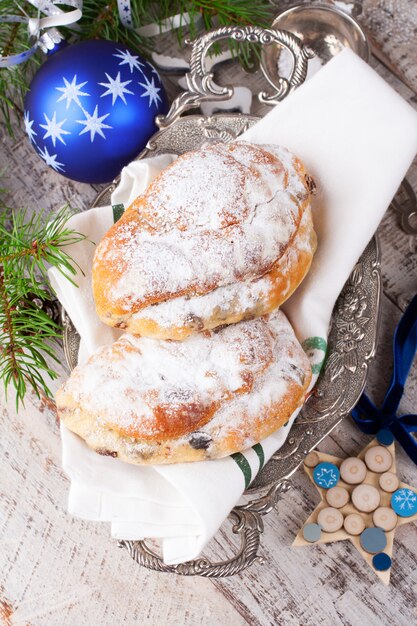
76, 105, 112, 142
38, 145, 65, 172
56, 75, 90, 109
39, 111, 70, 147
24, 111, 37, 143
113, 48, 145, 73
99, 72, 134, 105
138, 75, 162, 108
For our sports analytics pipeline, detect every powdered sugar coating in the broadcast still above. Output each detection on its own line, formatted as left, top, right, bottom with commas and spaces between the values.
56, 310, 312, 463
92, 142, 314, 335
131, 208, 314, 331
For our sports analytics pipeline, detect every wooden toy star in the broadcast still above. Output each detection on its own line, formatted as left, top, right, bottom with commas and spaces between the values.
293, 438, 417, 584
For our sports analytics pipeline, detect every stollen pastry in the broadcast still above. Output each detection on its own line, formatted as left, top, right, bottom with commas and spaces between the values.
56, 310, 312, 465
92, 141, 316, 340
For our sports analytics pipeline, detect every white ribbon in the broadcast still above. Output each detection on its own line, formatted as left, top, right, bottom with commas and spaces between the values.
116, 0, 133, 29
0, 0, 201, 68
0, 0, 82, 67
27, 9, 81, 38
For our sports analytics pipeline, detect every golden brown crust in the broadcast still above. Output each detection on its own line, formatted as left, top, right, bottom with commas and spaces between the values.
92, 142, 316, 339
122, 207, 317, 340
56, 310, 312, 465
58, 378, 307, 465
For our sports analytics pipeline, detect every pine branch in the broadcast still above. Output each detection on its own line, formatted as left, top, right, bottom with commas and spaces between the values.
0, 200, 86, 408
0, 0, 273, 132
0, 4, 41, 134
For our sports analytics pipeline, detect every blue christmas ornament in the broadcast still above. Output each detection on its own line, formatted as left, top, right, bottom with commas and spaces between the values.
24, 39, 168, 183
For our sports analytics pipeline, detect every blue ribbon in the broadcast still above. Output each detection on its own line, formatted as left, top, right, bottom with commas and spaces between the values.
351, 292, 417, 463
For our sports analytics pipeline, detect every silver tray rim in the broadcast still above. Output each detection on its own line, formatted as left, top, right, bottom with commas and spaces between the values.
62, 23, 382, 576
62, 111, 381, 577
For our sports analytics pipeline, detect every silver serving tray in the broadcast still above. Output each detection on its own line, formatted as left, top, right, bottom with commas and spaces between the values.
62, 26, 381, 577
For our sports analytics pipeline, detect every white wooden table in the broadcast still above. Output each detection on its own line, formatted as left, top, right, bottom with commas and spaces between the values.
1, 2, 417, 624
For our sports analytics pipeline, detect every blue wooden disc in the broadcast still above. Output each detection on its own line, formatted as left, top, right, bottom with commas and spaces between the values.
391, 488, 417, 517
360, 527, 387, 553
313, 462, 340, 489
372, 552, 392, 571
376, 429, 394, 446
303, 523, 321, 543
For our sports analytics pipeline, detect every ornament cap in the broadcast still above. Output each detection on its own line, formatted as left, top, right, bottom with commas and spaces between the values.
39, 29, 67, 55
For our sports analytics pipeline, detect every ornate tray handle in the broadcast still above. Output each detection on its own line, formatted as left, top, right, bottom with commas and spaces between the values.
118, 481, 291, 576
156, 25, 313, 129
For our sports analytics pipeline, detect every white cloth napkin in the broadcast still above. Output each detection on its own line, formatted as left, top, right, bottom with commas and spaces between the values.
49, 49, 417, 565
